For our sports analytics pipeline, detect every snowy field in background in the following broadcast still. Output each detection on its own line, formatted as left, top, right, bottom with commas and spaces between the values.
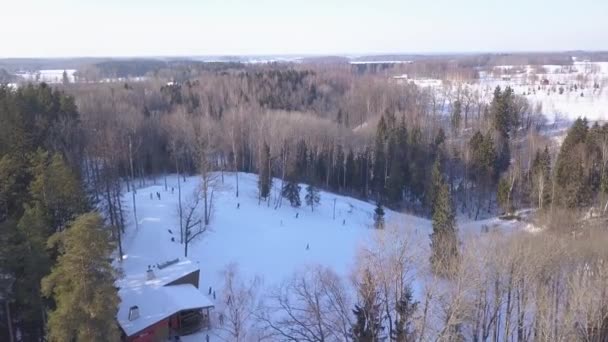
15, 69, 76, 83
118, 172, 524, 339
477, 61, 608, 122
398, 60, 608, 123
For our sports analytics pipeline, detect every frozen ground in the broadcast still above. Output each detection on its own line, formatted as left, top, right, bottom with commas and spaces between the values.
118, 172, 524, 340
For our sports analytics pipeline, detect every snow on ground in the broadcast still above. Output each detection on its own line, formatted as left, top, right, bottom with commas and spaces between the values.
478, 61, 608, 122
15, 69, 76, 83
119, 172, 525, 339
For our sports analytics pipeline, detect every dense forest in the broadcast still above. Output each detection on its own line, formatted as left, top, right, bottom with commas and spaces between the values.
1, 58, 608, 341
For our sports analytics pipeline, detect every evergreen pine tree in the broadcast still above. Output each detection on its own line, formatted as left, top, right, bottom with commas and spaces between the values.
15, 203, 51, 322
490, 86, 515, 174
41, 213, 120, 342
491, 86, 517, 138
351, 269, 383, 342
305, 184, 320, 212
429, 175, 459, 277
259, 142, 272, 199
281, 182, 301, 207
62, 70, 69, 85
282, 141, 302, 207
469, 131, 498, 218
29, 151, 86, 231
428, 157, 443, 214
495, 136, 511, 174
555, 118, 591, 208
497, 176, 514, 215
373, 201, 385, 229
393, 285, 418, 342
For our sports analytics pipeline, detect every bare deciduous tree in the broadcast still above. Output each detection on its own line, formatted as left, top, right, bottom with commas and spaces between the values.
259, 265, 353, 342
218, 263, 263, 342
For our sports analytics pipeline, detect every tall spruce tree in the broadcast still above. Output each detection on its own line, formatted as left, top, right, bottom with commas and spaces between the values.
352, 269, 383, 342
305, 184, 320, 212
429, 175, 459, 277
428, 157, 443, 215
469, 131, 497, 219
259, 142, 272, 199
491, 86, 515, 174
393, 285, 418, 342
373, 201, 385, 229
555, 118, 591, 208
61, 70, 69, 85
497, 176, 514, 215
41, 213, 120, 342
282, 141, 302, 207
282, 182, 301, 207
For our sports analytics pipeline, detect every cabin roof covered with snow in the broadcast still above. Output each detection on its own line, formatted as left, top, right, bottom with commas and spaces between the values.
117, 258, 199, 291
117, 283, 214, 336
116, 258, 213, 336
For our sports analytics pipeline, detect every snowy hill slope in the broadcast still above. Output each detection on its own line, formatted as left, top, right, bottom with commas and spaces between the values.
118, 172, 523, 339
121, 173, 416, 290
120, 173, 517, 293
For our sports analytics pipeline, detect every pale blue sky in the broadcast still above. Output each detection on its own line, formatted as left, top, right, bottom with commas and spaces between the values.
1, 0, 607, 58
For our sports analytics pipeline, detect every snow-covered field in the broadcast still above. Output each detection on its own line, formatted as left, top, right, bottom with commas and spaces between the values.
15, 69, 76, 83
118, 172, 524, 339
477, 61, 608, 122
398, 60, 608, 122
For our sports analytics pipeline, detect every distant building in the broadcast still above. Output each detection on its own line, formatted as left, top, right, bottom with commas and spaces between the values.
116, 258, 214, 342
